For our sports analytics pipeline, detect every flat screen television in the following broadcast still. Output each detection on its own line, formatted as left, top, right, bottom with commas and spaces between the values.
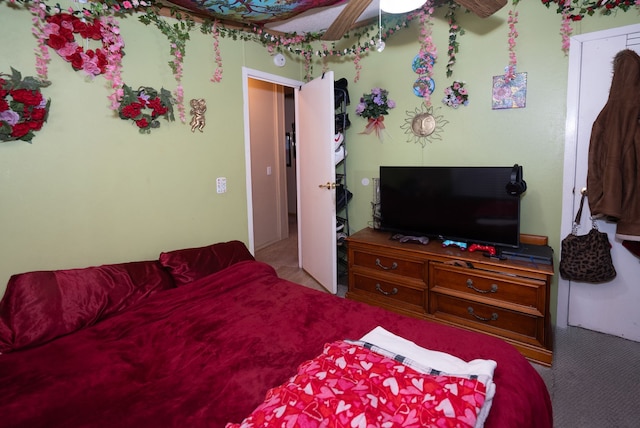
378, 166, 523, 249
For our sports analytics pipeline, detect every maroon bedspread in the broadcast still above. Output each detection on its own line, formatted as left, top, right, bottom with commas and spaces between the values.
0, 260, 552, 427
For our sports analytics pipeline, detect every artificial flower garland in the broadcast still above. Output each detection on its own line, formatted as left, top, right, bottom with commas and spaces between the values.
0, 67, 51, 143
118, 84, 175, 133
541, 0, 640, 54
43, 12, 119, 77
139, 11, 194, 123
10, 0, 640, 139
560, 0, 573, 53
505, 1, 519, 82
15, 0, 640, 87
100, 14, 126, 111
210, 20, 223, 83
26, 1, 129, 108
541, 0, 640, 19
445, 2, 464, 78
417, 2, 437, 106
29, 0, 50, 81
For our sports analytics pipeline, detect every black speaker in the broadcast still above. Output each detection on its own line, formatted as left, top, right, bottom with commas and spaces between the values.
506, 164, 527, 196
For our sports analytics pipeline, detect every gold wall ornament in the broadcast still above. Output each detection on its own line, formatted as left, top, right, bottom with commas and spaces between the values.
412, 112, 436, 136
401, 104, 448, 147
189, 98, 207, 132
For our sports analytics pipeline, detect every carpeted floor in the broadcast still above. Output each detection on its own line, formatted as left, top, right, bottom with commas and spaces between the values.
256, 229, 640, 427
533, 326, 640, 428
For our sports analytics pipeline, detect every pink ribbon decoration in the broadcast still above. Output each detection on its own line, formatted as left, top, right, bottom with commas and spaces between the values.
360, 116, 385, 140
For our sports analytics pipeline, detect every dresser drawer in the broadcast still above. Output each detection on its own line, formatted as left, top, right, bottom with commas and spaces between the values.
351, 249, 425, 280
431, 293, 546, 346
351, 272, 426, 311
430, 263, 546, 314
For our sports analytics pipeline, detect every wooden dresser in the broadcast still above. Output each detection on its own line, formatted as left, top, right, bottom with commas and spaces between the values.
346, 228, 554, 366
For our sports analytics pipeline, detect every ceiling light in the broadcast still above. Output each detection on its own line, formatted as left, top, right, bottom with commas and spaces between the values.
380, 0, 427, 14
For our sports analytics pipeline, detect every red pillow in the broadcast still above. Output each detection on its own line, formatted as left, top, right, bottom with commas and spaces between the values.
0, 260, 174, 353
159, 240, 254, 286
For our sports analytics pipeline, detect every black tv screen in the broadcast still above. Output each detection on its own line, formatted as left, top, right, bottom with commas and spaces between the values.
379, 166, 521, 248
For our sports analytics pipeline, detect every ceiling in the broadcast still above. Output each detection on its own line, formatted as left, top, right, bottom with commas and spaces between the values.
159, 1, 509, 39
162, 0, 383, 35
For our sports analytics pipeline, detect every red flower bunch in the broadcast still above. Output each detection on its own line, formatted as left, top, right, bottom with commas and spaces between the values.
118, 84, 174, 134
542, 0, 639, 21
0, 68, 51, 143
44, 13, 120, 77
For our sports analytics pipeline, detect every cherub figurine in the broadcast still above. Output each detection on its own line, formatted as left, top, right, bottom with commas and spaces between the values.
189, 98, 207, 132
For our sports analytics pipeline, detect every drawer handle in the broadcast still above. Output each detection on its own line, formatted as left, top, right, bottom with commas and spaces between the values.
376, 283, 398, 296
467, 306, 498, 322
375, 258, 398, 270
466, 279, 498, 294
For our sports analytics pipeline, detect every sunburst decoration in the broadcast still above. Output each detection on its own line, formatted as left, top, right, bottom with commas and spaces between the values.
401, 103, 448, 147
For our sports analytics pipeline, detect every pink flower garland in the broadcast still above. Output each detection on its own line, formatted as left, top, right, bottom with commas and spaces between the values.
29, 0, 50, 81
211, 21, 223, 83
560, 0, 573, 54
353, 45, 362, 82
100, 15, 125, 111
418, 2, 437, 107
321, 43, 330, 75
505, 7, 519, 82
170, 43, 185, 123
304, 51, 312, 82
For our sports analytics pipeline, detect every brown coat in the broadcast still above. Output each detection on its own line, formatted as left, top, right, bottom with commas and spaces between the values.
587, 49, 640, 240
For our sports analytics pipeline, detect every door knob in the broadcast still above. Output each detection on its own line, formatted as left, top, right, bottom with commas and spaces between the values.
318, 182, 336, 189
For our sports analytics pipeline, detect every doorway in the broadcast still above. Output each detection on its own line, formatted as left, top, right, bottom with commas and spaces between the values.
241, 68, 303, 255
242, 68, 339, 294
559, 23, 640, 340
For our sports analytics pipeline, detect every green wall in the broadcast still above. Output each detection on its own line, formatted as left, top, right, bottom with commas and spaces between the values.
0, 1, 302, 297
1, 1, 638, 322
318, 2, 637, 324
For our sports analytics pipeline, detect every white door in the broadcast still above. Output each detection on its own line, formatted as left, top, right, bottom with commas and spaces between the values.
296, 72, 337, 294
560, 24, 640, 341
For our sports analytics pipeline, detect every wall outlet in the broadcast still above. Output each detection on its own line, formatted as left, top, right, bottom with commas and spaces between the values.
216, 177, 227, 194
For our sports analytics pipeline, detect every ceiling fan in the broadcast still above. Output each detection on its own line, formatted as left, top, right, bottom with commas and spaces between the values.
321, 0, 508, 41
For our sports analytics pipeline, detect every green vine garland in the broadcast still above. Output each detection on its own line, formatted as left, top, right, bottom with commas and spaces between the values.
445, 2, 465, 78
139, 9, 194, 76
541, 0, 640, 20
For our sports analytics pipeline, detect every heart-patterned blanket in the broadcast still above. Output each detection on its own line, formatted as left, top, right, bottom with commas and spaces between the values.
227, 340, 489, 427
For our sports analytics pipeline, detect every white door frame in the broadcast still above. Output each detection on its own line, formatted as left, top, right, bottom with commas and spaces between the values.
242, 67, 304, 254
558, 23, 640, 328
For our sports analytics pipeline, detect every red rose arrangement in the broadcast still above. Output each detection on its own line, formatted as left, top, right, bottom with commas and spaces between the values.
118, 84, 175, 133
0, 68, 51, 143
43, 12, 122, 77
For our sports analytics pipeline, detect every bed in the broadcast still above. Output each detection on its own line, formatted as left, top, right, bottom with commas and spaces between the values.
0, 240, 552, 427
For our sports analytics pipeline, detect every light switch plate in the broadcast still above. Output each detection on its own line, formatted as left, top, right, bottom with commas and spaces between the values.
216, 177, 226, 193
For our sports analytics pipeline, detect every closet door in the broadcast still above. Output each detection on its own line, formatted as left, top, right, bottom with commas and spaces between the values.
561, 24, 640, 341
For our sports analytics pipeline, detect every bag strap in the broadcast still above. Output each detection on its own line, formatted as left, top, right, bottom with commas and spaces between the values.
574, 192, 586, 225
572, 191, 598, 235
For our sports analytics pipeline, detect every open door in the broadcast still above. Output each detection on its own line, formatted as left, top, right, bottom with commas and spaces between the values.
296, 72, 337, 294
560, 24, 640, 340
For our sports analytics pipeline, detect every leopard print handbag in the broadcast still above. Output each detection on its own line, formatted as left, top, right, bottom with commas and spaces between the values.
559, 193, 616, 283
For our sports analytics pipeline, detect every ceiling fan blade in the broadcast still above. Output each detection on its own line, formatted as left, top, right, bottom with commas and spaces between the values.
321, 0, 373, 41
454, 0, 507, 18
